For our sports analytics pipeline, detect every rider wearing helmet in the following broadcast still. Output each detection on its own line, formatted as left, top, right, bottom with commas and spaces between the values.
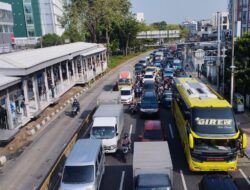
121, 133, 131, 146
72, 98, 80, 112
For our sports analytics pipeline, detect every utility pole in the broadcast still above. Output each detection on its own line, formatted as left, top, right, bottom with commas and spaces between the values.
222, 47, 226, 95
217, 11, 221, 92
230, 0, 236, 106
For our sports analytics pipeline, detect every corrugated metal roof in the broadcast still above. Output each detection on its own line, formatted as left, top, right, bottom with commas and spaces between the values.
0, 42, 105, 69
0, 75, 20, 90
81, 47, 106, 56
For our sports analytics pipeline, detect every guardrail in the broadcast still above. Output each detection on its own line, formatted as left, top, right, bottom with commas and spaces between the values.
39, 108, 96, 190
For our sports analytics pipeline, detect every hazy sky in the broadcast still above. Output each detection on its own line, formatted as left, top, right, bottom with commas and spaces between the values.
130, 0, 228, 24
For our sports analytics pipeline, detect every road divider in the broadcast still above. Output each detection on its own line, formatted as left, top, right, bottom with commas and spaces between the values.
129, 124, 133, 138
169, 124, 174, 139
119, 171, 126, 190
180, 170, 188, 190
239, 168, 250, 186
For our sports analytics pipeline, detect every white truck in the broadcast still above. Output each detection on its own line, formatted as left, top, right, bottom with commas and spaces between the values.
90, 103, 124, 153
133, 142, 173, 190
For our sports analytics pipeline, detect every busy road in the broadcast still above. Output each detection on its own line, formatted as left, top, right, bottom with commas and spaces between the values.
98, 48, 250, 190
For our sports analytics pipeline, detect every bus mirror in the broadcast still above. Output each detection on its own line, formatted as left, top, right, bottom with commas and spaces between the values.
242, 133, 247, 149
189, 133, 194, 149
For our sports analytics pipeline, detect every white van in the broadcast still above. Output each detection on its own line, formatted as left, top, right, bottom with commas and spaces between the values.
60, 139, 105, 190
90, 104, 124, 153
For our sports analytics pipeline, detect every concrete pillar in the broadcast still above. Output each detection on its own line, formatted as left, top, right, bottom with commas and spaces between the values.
71, 59, 76, 81
66, 61, 70, 84
6, 89, 14, 129
32, 76, 40, 111
43, 69, 50, 102
81, 57, 84, 79
75, 59, 79, 80
22, 79, 31, 118
59, 62, 64, 91
50, 66, 55, 86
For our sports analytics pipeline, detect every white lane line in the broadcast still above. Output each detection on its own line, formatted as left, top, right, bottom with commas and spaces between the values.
119, 171, 126, 190
239, 168, 250, 186
180, 170, 188, 190
129, 124, 133, 138
169, 124, 174, 139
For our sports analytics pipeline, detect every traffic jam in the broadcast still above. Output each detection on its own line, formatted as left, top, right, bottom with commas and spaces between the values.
59, 47, 248, 190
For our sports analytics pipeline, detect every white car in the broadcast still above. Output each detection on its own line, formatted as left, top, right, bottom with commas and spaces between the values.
143, 71, 155, 83
120, 87, 134, 104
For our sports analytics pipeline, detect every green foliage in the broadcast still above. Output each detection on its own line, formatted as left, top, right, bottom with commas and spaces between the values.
41, 34, 62, 47
225, 32, 250, 95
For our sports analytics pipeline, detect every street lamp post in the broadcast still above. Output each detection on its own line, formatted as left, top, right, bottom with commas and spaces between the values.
230, 0, 236, 106
221, 47, 226, 95
217, 11, 221, 92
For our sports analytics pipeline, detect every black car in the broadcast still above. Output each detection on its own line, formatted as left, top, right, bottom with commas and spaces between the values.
200, 175, 238, 190
139, 91, 159, 117
134, 66, 143, 75
143, 80, 155, 92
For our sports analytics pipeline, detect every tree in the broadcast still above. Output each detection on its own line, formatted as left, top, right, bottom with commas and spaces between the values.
224, 32, 250, 96
151, 21, 167, 30
117, 16, 140, 55
41, 34, 62, 47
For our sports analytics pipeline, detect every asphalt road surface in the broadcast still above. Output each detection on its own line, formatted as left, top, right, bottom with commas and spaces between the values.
1, 51, 250, 190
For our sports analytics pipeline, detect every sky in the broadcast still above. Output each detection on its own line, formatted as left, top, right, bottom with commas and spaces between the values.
130, 0, 228, 24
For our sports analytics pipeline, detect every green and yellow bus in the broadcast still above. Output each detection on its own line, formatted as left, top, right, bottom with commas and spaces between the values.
172, 77, 247, 171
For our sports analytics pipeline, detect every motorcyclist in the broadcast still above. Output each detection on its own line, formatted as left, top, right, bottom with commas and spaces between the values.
72, 98, 80, 112
121, 133, 131, 147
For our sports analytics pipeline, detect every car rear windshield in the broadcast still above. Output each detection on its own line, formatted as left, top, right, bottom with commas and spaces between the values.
62, 165, 94, 184
192, 108, 237, 135
144, 75, 153, 79
144, 130, 162, 140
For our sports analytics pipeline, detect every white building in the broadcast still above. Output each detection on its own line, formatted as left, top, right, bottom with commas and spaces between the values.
135, 12, 144, 23
211, 12, 229, 31
0, 2, 14, 53
39, 0, 66, 36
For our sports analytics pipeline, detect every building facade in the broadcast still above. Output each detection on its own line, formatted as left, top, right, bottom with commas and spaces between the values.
182, 20, 198, 34
211, 12, 229, 31
0, 0, 65, 38
0, 1, 14, 53
39, 0, 65, 36
228, 0, 250, 36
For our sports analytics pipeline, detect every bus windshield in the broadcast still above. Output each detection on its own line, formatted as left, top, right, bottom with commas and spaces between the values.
194, 138, 236, 154
191, 108, 237, 136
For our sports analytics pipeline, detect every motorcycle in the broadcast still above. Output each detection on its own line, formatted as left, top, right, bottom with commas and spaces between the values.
122, 143, 131, 154
71, 105, 79, 117
129, 103, 138, 114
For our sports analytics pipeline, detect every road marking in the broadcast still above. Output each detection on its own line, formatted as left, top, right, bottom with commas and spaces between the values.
180, 170, 188, 190
129, 124, 133, 138
169, 124, 174, 139
239, 168, 250, 186
119, 171, 125, 190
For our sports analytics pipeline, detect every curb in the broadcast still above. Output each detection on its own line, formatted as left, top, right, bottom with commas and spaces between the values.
0, 156, 7, 166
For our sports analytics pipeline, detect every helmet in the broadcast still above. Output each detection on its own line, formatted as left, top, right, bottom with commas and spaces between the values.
124, 133, 128, 138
